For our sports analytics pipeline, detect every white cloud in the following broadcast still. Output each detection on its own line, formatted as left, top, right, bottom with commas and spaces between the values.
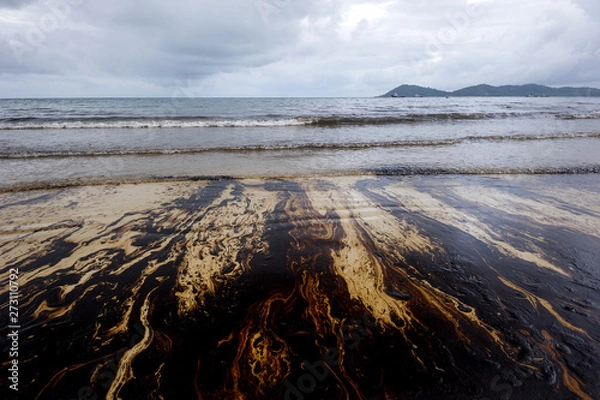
1, 0, 599, 97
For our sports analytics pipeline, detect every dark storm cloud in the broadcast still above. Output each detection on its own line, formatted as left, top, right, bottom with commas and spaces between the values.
1, 0, 599, 97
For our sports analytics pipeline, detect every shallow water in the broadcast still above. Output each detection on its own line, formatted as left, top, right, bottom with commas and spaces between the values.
1, 97, 599, 190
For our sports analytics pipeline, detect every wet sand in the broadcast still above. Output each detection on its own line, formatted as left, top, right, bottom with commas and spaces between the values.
1, 174, 599, 399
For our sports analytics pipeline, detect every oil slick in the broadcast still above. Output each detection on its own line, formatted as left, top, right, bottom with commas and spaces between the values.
0, 175, 599, 399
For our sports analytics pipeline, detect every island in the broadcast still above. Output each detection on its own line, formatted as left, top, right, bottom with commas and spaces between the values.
381, 83, 600, 97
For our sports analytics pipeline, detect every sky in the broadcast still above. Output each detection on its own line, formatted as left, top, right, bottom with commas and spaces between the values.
1, 0, 599, 97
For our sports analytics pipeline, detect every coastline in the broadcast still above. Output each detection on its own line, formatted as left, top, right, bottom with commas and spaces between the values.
1, 174, 599, 399
2, 165, 600, 194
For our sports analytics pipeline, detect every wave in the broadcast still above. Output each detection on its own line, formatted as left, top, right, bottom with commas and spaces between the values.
309, 112, 534, 126
2, 165, 599, 193
555, 112, 600, 120
368, 165, 600, 176
0, 111, 563, 130
2, 132, 599, 159
0, 116, 313, 130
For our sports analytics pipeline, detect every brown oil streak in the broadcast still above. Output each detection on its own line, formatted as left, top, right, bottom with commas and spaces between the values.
0, 175, 598, 399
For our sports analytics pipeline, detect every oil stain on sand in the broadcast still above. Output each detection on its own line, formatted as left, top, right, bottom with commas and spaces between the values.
1, 175, 599, 399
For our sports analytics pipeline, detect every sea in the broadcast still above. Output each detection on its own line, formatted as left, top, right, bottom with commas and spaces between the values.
0, 96, 599, 190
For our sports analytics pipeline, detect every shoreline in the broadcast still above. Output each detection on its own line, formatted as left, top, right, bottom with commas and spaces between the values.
1, 174, 599, 399
1, 166, 600, 193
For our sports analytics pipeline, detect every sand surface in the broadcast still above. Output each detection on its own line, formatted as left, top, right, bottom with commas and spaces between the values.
1, 175, 599, 399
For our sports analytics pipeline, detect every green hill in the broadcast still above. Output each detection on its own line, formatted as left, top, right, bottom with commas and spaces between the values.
379, 84, 600, 97
381, 85, 449, 97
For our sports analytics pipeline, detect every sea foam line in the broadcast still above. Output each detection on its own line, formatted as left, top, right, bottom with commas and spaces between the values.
1, 132, 598, 159
1, 165, 600, 193
1, 110, 588, 130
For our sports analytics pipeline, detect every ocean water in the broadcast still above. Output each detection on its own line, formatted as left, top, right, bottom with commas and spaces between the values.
0, 97, 599, 190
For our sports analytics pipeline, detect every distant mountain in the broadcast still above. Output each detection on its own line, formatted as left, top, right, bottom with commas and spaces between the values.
380, 84, 600, 97
382, 85, 448, 98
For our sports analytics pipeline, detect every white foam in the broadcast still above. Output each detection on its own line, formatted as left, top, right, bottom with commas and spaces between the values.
0, 118, 316, 130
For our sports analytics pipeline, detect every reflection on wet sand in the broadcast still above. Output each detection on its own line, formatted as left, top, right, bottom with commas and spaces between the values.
1, 175, 599, 399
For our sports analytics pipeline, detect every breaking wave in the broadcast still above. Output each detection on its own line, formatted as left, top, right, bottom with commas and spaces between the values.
1, 110, 589, 130
0, 116, 313, 130
2, 132, 599, 159
555, 112, 600, 120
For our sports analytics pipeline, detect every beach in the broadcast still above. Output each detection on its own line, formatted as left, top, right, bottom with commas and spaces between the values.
1, 174, 599, 399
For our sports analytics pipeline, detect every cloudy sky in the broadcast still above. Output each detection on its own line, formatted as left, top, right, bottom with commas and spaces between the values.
1, 0, 599, 97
